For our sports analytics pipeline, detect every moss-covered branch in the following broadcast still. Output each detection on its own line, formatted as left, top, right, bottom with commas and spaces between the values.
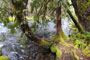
10, 0, 53, 46
71, 0, 90, 31
62, 1, 85, 33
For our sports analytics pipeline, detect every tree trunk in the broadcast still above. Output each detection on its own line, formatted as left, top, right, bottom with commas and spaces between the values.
50, 3, 89, 60
71, 0, 90, 32
11, 0, 53, 46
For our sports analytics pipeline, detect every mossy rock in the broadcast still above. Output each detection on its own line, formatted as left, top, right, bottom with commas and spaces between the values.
0, 56, 10, 60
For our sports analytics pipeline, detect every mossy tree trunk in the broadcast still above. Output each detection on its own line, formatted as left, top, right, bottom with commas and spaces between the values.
62, 2, 85, 33
51, 2, 89, 60
55, 4, 69, 43
10, 0, 53, 46
71, 0, 90, 32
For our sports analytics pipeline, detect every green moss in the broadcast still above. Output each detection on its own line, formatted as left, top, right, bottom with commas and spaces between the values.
87, 54, 90, 57
50, 45, 58, 53
60, 28, 69, 40
82, 47, 89, 54
42, 40, 52, 46
55, 29, 65, 43
55, 28, 69, 42
73, 39, 86, 49
55, 35, 65, 43
50, 45, 62, 60
82, 0, 90, 9
56, 50, 62, 59
82, 46, 90, 57
75, 40, 81, 45
0, 56, 10, 60
73, 50, 79, 60
70, 32, 90, 42
40, 39, 52, 46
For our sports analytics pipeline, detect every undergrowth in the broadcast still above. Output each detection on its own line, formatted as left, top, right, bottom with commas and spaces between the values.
70, 32, 90, 57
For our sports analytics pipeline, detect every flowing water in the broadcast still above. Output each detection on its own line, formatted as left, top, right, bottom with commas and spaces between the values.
0, 18, 73, 60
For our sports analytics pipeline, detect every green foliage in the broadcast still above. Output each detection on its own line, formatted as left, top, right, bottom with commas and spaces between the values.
70, 32, 90, 49
30, 0, 60, 28
11, 0, 28, 10
7, 16, 19, 34
70, 32, 90, 41
0, 0, 10, 23
70, 23, 78, 32
0, 33, 6, 42
74, 40, 86, 49
20, 34, 28, 45
82, 45, 90, 57
82, 0, 90, 8
0, 0, 19, 34
30, 0, 42, 13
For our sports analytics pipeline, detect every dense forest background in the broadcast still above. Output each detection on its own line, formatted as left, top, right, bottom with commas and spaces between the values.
0, 0, 90, 60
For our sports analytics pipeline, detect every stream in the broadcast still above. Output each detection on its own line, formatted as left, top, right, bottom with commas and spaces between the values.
0, 17, 73, 60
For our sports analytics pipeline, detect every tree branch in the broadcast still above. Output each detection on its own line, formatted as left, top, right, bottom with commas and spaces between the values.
10, 0, 53, 46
